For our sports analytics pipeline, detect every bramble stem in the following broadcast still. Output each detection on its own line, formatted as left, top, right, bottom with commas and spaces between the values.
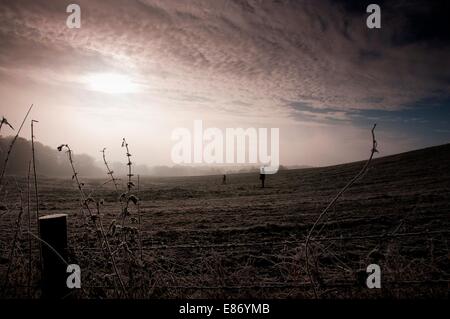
305, 124, 378, 298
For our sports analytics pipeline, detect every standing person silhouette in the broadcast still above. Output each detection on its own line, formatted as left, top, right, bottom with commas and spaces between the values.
259, 167, 266, 188
222, 174, 227, 185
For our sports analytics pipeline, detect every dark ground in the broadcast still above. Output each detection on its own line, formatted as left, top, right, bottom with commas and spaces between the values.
0, 144, 449, 298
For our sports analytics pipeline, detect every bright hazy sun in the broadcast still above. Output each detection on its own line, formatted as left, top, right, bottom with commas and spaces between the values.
86, 73, 139, 94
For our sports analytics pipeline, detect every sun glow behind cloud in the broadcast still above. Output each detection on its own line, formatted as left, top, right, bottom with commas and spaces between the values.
85, 73, 139, 94
0, 0, 448, 167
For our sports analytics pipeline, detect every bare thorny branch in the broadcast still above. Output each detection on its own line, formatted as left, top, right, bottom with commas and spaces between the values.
58, 144, 128, 298
305, 124, 378, 299
120, 138, 139, 228
122, 138, 134, 193
100, 142, 143, 279
101, 148, 120, 193
119, 139, 143, 267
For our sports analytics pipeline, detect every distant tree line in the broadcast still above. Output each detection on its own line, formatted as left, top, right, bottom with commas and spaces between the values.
0, 136, 304, 178
0, 136, 102, 177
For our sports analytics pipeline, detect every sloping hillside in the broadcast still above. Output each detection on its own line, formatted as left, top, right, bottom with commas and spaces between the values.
0, 143, 449, 298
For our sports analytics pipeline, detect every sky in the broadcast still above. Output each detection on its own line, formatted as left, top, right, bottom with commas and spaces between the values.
0, 0, 449, 168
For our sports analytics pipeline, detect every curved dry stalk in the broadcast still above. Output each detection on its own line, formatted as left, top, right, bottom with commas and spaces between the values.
0, 104, 33, 189
27, 231, 69, 267
58, 144, 128, 298
305, 124, 378, 299
101, 148, 120, 193
31, 119, 42, 270
27, 231, 87, 297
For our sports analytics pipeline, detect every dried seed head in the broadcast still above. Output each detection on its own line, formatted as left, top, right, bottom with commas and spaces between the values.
1, 117, 14, 130
57, 144, 68, 152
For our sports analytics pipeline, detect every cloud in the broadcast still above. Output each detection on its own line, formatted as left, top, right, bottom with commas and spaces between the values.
0, 0, 448, 168
0, 0, 448, 120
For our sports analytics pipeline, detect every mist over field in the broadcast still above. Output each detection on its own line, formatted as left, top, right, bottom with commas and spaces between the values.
0, 136, 295, 178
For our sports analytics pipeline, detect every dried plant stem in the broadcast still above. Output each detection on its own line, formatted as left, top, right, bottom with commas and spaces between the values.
0, 104, 33, 189
27, 231, 69, 267
27, 161, 32, 298
121, 138, 134, 228
100, 147, 132, 266
305, 124, 378, 299
31, 120, 42, 270
101, 148, 120, 192
122, 138, 133, 193
26, 230, 87, 297
100, 147, 125, 223
58, 144, 127, 298
118, 139, 142, 273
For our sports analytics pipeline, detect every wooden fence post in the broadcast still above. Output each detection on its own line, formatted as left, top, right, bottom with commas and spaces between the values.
39, 214, 68, 298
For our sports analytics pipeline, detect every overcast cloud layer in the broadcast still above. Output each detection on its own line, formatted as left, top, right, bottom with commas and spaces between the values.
0, 0, 449, 168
